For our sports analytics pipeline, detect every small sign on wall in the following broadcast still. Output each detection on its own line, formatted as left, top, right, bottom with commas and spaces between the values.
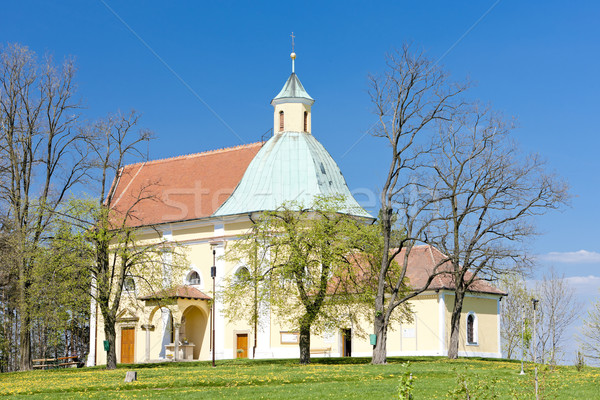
402, 328, 416, 338
280, 331, 299, 344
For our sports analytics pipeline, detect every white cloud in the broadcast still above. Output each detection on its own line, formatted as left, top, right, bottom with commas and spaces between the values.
539, 250, 600, 264
565, 275, 600, 286
565, 275, 600, 298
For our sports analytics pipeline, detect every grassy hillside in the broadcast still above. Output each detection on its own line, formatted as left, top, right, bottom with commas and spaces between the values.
1, 357, 598, 399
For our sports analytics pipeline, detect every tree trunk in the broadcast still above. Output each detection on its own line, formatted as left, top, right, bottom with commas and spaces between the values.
299, 324, 311, 365
104, 321, 117, 370
448, 290, 466, 359
18, 270, 31, 371
18, 314, 31, 371
372, 313, 388, 364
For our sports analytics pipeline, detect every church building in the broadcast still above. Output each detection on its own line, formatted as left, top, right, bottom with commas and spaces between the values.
87, 51, 504, 366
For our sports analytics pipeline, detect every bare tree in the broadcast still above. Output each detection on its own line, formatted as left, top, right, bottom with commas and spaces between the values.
533, 269, 579, 365
0, 43, 87, 370
579, 293, 600, 364
423, 106, 569, 359
499, 273, 533, 359
368, 43, 467, 364
60, 112, 185, 369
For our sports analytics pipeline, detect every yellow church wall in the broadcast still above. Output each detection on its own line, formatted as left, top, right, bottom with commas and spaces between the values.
412, 294, 442, 352
400, 294, 439, 354
343, 314, 373, 356
93, 215, 502, 365
171, 224, 214, 242
444, 293, 501, 356
179, 242, 215, 286
126, 230, 162, 245
359, 294, 441, 356
224, 319, 254, 356
224, 220, 253, 235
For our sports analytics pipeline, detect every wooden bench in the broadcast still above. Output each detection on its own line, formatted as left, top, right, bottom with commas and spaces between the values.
33, 356, 79, 369
309, 347, 331, 357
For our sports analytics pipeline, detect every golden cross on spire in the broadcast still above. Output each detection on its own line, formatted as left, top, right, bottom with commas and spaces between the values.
290, 32, 295, 53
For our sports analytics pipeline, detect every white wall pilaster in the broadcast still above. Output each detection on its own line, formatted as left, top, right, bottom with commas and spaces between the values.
212, 232, 226, 359
438, 292, 446, 356
86, 276, 97, 367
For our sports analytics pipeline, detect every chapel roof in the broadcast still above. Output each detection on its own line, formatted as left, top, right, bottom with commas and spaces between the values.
271, 73, 314, 104
397, 245, 506, 296
213, 131, 372, 218
330, 245, 505, 297
108, 142, 263, 227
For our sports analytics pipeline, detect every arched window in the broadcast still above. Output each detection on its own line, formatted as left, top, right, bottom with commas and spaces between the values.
187, 270, 201, 285
235, 267, 251, 283
466, 312, 477, 345
123, 276, 135, 292
279, 111, 284, 131
303, 111, 308, 132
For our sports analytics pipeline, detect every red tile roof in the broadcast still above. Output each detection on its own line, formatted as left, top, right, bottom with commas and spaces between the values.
398, 245, 506, 295
336, 245, 505, 296
109, 142, 263, 227
138, 285, 212, 300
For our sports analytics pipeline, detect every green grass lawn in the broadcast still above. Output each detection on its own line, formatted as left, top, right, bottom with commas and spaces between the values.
1, 357, 598, 399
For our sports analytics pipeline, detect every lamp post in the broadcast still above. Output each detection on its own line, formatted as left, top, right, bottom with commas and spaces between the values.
532, 298, 539, 363
211, 249, 216, 368
519, 304, 525, 375
532, 298, 539, 400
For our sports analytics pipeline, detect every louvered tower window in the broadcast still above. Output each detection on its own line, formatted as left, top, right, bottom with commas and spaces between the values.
279, 111, 284, 131
304, 111, 308, 132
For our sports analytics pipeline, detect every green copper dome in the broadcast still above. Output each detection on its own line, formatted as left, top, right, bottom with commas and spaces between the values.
213, 131, 371, 218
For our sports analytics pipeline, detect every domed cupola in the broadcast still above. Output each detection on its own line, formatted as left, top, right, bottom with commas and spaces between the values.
270, 51, 314, 134
213, 50, 371, 219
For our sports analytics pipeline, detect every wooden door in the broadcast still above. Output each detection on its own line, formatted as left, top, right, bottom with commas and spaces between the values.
121, 328, 135, 364
236, 334, 248, 359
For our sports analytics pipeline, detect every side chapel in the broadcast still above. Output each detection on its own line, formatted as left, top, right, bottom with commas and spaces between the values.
87, 51, 504, 366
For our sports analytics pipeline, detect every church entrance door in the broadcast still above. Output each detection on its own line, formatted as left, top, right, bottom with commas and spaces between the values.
236, 334, 248, 358
121, 327, 135, 364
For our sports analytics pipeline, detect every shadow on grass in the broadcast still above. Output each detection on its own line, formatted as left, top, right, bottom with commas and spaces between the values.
100, 355, 521, 371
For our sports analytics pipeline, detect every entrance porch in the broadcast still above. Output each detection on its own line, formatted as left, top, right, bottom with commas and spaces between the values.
139, 285, 212, 363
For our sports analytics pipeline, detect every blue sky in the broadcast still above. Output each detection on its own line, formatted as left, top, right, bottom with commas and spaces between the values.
2, 0, 599, 357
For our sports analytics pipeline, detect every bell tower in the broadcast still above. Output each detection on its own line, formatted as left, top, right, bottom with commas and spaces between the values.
271, 37, 314, 135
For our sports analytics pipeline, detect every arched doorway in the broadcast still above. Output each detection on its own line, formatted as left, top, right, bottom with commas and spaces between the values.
181, 306, 208, 360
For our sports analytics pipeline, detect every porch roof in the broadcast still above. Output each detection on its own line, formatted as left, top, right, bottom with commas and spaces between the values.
138, 285, 212, 301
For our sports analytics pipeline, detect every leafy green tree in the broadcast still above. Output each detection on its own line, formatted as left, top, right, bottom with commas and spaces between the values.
222, 196, 375, 364
29, 220, 91, 362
